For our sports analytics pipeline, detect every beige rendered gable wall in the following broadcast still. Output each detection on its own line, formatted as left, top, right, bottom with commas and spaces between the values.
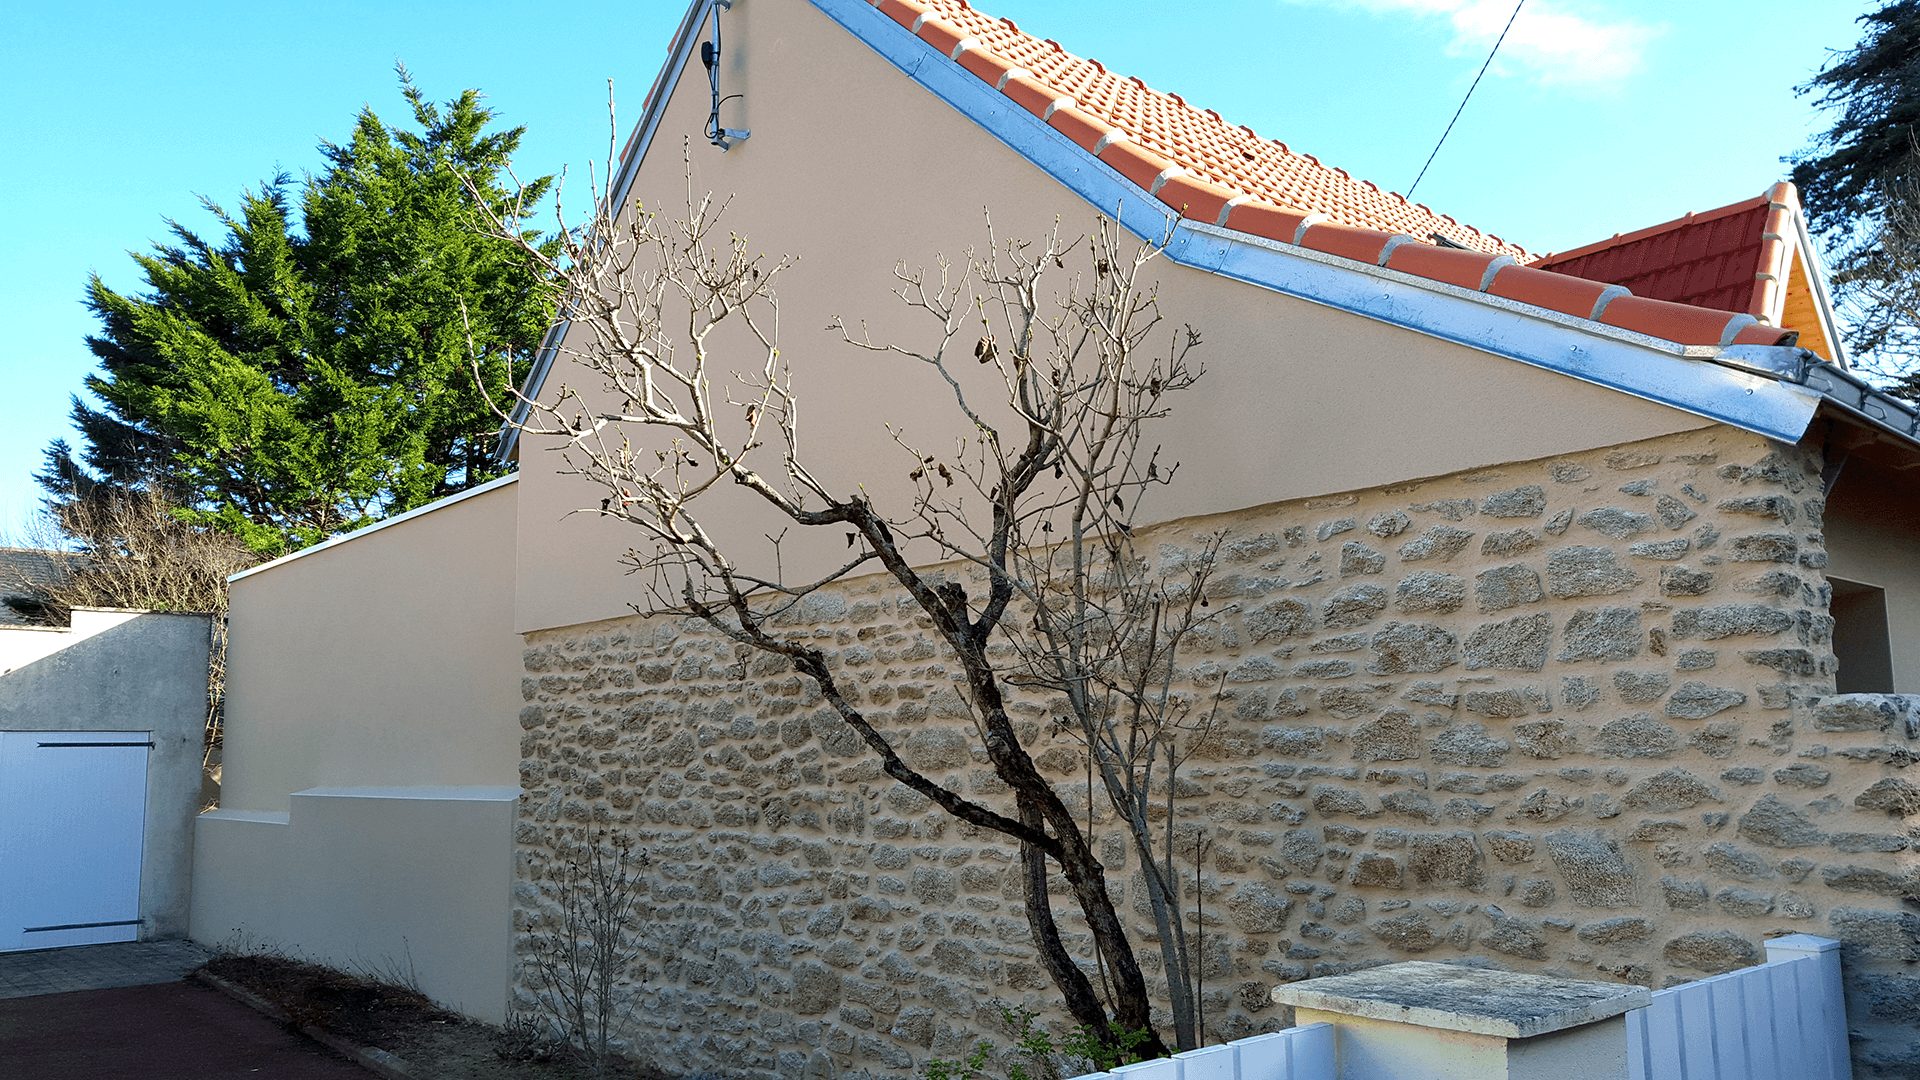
218, 479, 522, 810
512, 0, 1714, 634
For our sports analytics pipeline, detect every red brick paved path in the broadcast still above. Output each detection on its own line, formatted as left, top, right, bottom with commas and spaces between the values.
0, 980, 370, 1079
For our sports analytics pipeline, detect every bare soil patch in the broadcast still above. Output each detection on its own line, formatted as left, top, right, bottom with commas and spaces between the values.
199, 954, 671, 1080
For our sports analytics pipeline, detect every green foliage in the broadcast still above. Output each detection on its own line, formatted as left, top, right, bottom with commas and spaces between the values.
1790, 1, 1919, 235
1788, 1, 1920, 371
44, 67, 557, 555
919, 1006, 1159, 1080
923, 1041, 994, 1080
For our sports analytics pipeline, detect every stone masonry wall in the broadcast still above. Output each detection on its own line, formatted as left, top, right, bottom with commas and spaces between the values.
516, 426, 1919, 1078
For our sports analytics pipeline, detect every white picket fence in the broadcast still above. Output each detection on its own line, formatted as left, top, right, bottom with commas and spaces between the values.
1072, 1023, 1334, 1079
1627, 934, 1852, 1080
1067, 934, 1851, 1080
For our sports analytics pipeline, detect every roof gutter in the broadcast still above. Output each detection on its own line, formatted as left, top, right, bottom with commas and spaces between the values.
1715, 344, 1920, 449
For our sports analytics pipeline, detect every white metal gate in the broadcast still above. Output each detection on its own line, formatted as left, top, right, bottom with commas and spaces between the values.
0, 731, 151, 951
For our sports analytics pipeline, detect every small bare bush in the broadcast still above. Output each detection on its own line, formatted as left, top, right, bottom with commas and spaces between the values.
524, 833, 648, 1076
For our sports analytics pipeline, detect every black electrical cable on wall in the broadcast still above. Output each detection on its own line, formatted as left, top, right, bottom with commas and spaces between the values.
701, 10, 741, 147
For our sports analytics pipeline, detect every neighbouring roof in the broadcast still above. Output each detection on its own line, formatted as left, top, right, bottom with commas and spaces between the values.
1537, 188, 1787, 315
881, 0, 1796, 350
1535, 183, 1844, 363
0, 548, 77, 627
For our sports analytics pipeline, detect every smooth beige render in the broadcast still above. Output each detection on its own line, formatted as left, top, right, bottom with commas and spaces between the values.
191, 476, 524, 1022
511, 0, 1717, 634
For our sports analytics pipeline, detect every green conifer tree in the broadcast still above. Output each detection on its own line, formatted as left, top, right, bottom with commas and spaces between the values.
1789, 1, 1920, 375
43, 69, 555, 555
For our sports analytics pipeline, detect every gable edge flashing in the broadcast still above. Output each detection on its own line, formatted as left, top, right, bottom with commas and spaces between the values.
812, 0, 1821, 446
226, 473, 520, 586
1787, 207, 1854, 370
497, 0, 715, 463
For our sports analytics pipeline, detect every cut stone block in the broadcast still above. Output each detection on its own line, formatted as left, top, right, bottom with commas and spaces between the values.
1271, 961, 1649, 1080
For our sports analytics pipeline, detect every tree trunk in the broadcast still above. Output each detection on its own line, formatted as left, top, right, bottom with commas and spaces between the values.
1132, 816, 1197, 1049
1043, 811, 1166, 1058
1017, 795, 1112, 1037
959, 657, 1169, 1060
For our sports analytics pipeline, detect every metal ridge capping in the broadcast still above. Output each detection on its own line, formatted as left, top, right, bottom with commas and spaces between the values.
873, 0, 1792, 351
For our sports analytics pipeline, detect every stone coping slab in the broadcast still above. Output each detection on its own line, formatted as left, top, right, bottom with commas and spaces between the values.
1270, 961, 1651, 1039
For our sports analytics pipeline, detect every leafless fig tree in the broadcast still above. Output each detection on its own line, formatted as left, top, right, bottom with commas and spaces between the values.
835, 239, 1229, 1048
469, 134, 1226, 1053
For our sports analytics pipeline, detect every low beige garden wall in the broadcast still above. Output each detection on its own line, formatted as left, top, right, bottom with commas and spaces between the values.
194, 477, 525, 1022
516, 425, 1918, 1078
193, 786, 519, 1021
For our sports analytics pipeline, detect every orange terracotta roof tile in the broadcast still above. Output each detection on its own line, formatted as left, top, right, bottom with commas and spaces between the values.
870, 0, 1796, 350
1298, 222, 1400, 265
1599, 294, 1763, 346
901, 0, 1527, 257
1486, 264, 1624, 320
1383, 244, 1510, 291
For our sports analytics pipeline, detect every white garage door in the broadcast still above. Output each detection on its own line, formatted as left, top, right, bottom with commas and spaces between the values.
0, 731, 150, 952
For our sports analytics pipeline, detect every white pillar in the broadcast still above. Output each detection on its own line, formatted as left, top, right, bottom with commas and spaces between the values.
1764, 934, 1854, 1080
1270, 961, 1650, 1080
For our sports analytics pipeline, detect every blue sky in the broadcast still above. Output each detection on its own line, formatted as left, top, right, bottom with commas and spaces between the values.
0, 0, 1870, 537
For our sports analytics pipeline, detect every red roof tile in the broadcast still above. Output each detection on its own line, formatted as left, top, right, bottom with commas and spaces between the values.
1533, 184, 1802, 325
869, 0, 1796, 350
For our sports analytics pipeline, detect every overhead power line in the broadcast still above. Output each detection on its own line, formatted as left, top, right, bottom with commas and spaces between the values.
1405, 0, 1527, 200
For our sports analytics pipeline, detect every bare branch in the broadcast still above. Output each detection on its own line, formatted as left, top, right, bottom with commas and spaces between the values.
473, 119, 1211, 1052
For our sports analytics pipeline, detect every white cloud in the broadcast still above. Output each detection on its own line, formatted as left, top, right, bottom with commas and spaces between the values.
1285, 0, 1662, 90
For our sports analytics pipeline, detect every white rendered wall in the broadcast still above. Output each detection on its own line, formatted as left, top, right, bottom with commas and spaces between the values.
0, 608, 142, 676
